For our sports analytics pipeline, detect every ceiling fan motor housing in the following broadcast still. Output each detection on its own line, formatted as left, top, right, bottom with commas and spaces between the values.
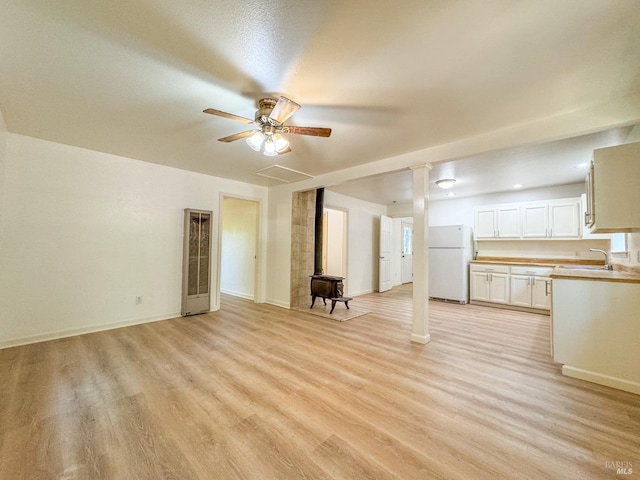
256, 98, 277, 124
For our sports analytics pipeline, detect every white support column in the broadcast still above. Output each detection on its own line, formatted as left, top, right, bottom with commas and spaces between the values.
411, 164, 432, 344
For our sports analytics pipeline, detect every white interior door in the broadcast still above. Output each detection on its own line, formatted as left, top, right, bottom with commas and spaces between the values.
401, 221, 413, 284
379, 215, 393, 292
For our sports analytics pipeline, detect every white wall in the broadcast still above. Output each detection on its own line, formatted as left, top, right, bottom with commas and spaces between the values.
0, 109, 7, 240
221, 197, 258, 300
324, 191, 387, 297
0, 134, 267, 347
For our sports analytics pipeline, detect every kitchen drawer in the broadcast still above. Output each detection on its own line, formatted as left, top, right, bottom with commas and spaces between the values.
510, 266, 553, 277
470, 264, 510, 274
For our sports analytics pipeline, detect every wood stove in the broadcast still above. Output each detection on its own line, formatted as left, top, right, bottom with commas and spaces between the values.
310, 275, 351, 313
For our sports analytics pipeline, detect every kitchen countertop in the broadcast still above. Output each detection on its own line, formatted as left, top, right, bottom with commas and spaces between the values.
470, 257, 640, 283
550, 266, 640, 283
471, 257, 603, 267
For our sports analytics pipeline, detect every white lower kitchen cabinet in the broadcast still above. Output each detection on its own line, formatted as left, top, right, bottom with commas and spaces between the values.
509, 275, 533, 307
552, 277, 640, 394
509, 266, 553, 310
470, 264, 510, 304
531, 277, 551, 309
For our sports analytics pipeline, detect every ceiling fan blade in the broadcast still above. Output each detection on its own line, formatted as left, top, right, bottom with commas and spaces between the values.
218, 130, 255, 142
269, 96, 301, 125
284, 126, 332, 138
204, 108, 254, 124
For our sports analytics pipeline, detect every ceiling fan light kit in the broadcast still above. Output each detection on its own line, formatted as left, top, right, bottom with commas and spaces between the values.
203, 96, 331, 156
436, 178, 456, 189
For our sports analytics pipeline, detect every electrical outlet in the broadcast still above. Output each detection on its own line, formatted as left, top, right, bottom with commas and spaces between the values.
136, 296, 143, 305
637, 250, 640, 263
575, 251, 580, 257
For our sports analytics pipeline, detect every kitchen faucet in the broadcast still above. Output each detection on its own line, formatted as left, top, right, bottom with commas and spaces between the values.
589, 249, 613, 270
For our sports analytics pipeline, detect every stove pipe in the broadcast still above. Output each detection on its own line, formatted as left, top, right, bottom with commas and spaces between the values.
314, 188, 324, 275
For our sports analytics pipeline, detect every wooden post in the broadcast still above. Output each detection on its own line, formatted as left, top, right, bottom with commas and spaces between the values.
411, 164, 432, 344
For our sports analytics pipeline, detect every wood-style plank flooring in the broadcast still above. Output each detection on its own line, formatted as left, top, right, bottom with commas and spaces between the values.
1, 284, 638, 479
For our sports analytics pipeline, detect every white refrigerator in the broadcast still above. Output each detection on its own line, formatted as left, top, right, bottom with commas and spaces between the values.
428, 225, 473, 304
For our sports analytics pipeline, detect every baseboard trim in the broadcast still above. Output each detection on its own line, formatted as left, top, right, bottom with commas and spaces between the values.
411, 333, 431, 344
562, 365, 640, 395
220, 289, 254, 301
265, 299, 290, 309
349, 289, 374, 297
0, 312, 181, 350
470, 300, 550, 316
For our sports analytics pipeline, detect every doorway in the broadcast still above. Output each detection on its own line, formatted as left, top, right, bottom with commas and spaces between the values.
322, 207, 347, 279
220, 197, 259, 301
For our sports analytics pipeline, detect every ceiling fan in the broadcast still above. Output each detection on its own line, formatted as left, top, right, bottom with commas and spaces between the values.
203, 96, 331, 156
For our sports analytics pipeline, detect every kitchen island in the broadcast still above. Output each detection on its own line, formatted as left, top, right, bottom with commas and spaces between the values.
551, 266, 640, 394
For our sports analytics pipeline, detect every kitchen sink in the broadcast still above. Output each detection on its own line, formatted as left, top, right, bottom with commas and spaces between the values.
558, 265, 604, 270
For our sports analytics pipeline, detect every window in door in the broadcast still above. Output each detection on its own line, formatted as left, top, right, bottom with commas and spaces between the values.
402, 225, 413, 255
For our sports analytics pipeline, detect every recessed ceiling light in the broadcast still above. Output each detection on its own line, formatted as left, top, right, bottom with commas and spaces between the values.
446, 192, 456, 197
436, 178, 456, 189
513, 184, 523, 189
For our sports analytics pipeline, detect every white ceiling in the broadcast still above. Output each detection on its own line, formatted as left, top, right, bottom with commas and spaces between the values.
327, 125, 636, 205
1, 1, 640, 191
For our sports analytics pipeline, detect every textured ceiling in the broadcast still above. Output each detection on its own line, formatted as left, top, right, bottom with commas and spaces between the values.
1, 1, 640, 189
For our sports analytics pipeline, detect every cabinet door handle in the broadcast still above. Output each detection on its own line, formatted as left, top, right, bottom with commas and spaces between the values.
532, 277, 536, 286
549, 228, 552, 237
527, 277, 530, 286
545, 229, 548, 237
545, 280, 550, 296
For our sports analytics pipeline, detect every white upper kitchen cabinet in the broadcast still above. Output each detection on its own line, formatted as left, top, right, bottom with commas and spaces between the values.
521, 203, 548, 238
496, 205, 521, 238
521, 199, 580, 239
474, 205, 520, 239
586, 141, 640, 233
476, 198, 581, 240
580, 194, 610, 240
474, 207, 497, 239
548, 199, 580, 238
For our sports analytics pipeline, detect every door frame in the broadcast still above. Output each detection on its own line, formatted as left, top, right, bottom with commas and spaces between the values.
322, 204, 349, 293
216, 193, 264, 309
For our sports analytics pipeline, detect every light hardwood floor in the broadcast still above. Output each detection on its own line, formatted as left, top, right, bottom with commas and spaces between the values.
1, 284, 638, 479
